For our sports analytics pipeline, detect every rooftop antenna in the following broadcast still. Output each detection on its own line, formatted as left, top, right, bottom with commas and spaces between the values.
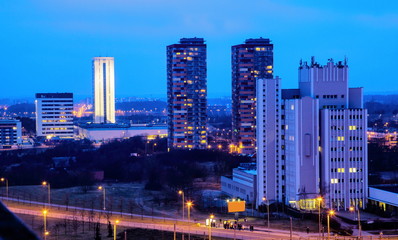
344, 55, 348, 65
311, 56, 315, 66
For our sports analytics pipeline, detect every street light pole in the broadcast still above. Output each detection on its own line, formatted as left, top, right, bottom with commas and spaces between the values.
43, 210, 48, 240
114, 220, 119, 240
317, 197, 323, 239
1, 178, 8, 198
350, 205, 362, 238
209, 214, 214, 240
178, 190, 185, 220
327, 210, 334, 240
42, 181, 51, 206
262, 197, 270, 229
98, 186, 106, 211
186, 201, 192, 222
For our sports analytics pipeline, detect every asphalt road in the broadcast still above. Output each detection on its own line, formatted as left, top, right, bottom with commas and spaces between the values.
2, 197, 317, 240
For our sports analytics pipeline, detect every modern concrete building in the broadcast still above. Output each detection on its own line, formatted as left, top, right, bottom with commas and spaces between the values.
167, 38, 207, 149
256, 77, 283, 204
93, 57, 115, 124
0, 120, 22, 149
232, 38, 273, 155
256, 58, 368, 211
77, 124, 167, 142
35, 93, 74, 139
221, 163, 257, 203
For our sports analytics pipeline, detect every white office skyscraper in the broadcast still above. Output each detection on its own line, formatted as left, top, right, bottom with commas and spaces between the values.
256, 58, 368, 211
93, 57, 116, 124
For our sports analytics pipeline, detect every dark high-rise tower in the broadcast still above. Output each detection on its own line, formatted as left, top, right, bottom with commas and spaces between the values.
167, 38, 207, 149
231, 38, 274, 154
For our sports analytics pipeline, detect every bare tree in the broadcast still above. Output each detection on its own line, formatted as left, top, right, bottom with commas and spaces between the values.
128, 199, 134, 219
80, 209, 86, 233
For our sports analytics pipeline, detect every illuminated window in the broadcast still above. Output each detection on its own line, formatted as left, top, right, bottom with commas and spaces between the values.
337, 136, 345, 141
187, 57, 193, 61
331, 178, 338, 184
349, 126, 357, 130
291, 105, 294, 110
337, 168, 345, 173
349, 168, 357, 173
255, 47, 261, 51
266, 66, 273, 69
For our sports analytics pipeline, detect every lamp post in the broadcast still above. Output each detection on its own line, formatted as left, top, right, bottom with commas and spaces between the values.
42, 181, 51, 206
327, 210, 335, 240
209, 214, 214, 240
98, 186, 106, 211
0, 178, 8, 198
317, 196, 323, 239
262, 197, 270, 229
186, 201, 193, 222
114, 220, 119, 240
350, 205, 362, 238
178, 190, 185, 220
43, 210, 49, 240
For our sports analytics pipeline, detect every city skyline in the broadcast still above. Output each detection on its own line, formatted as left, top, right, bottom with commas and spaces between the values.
1, 1, 398, 98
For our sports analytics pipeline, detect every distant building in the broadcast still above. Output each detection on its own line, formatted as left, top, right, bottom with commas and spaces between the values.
257, 58, 368, 211
221, 163, 256, 203
167, 38, 207, 149
35, 93, 74, 139
77, 124, 167, 142
232, 38, 274, 155
367, 131, 398, 148
93, 57, 115, 124
0, 120, 22, 149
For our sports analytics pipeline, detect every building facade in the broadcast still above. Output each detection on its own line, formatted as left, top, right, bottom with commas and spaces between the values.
221, 163, 257, 204
167, 38, 207, 149
93, 57, 116, 124
35, 93, 74, 139
0, 120, 22, 149
232, 38, 273, 155
256, 58, 368, 211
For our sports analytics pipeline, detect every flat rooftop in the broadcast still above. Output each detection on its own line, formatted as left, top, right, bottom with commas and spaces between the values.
370, 185, 398, 194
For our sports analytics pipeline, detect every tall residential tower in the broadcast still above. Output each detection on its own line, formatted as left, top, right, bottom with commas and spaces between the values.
232, 38, 273, 155
167, 38, 207, 149
93, 57, 115, 124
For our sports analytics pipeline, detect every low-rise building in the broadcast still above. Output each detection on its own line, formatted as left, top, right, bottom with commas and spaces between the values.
221, 163, 256, 204
368, 185, 398, 217
77, 124, 167, 141
0, 120, 22, 149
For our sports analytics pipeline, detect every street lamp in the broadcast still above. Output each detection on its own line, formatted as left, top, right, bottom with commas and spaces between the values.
114, 219, 119, 240
42, 181, 51, 206
0, 177, 8, 198
350, 206, 361, 238
317, 196, 323, 238
43, 210, 49, 240
209, 214, 214, 240
98, 186, 106, 211
327, 210, 335, 240
186, 201, 193, 222
262, 197, 270, 229
178, 190, 185, 220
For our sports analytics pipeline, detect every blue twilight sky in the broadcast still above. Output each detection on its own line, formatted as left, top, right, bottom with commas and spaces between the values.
1, 0, 398, 99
